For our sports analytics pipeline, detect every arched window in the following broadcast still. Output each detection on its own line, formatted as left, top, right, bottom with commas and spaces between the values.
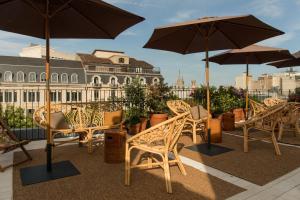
40, 72, 46, 82
119, 57, 125, 63
4, 71, 12, 82
93, 76, 101, 84
28, 72, 36, 82
16, 71, 24, 82
71, 73, 78, 83
109, 76, 118, 85
51, 73, 58, 83
140, 77, 146, 85
152, 77, 160, 85
124, 76, 132, 85
61, 73, 68, 84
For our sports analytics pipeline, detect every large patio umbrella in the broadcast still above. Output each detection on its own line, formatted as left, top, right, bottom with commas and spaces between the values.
0, 0, 144, 179
144, 15, 284, 149
205, 45, 292, 117
268, 51, 300, 68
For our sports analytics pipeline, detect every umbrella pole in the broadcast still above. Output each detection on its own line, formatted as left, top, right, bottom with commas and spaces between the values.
205, 38, 211, 149
45, 0, 52, 172
245, 62, 249, 120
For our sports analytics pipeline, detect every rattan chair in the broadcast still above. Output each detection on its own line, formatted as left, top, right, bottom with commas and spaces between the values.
0, 119, 32, 172
278, 102, 300, 141
125, 112, 189, 193
167, 100, 207, 143
237, 103, 287, 155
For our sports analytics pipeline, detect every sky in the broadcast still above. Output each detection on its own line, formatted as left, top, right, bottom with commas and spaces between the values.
1, 0, 300, 87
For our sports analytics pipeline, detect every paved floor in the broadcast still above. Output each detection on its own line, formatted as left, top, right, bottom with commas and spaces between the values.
1, 137, 300, 200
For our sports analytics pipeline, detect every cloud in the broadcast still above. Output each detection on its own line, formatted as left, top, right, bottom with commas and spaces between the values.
251, 0, 283, 18
167, 10, 195, 23
260, 32, 295, 46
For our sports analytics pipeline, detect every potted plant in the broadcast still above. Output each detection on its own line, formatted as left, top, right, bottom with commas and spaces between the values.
146, 82, 176, 126
124, 78, 147, 134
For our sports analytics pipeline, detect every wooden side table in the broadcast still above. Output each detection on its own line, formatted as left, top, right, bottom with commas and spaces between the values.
104, 129, 126, 163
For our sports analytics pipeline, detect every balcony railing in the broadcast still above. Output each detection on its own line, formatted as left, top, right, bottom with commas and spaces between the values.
0, 87, 296, 141
87, 66, 161, 75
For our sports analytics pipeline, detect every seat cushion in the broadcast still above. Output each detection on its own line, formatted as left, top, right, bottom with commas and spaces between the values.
103, 110, 123, 126
190, 105, 208, 120
49, 112, 70, 129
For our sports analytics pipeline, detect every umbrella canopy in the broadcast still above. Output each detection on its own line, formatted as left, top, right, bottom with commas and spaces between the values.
0, 0, 144, 172
144, 15, 284, 54
268, 51, 300, 68
0, 0, 144, 39
144, 15, 284, 142
205, 44, 292, 117
206, 45, 292, 64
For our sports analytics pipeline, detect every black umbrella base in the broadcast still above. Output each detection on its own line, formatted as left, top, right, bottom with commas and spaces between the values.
20, 160, 80, 186
185, 143, 233, 156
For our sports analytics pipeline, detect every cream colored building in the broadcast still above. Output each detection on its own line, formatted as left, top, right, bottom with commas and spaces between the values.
19, 43, 78, 61
235, 72, 253, 89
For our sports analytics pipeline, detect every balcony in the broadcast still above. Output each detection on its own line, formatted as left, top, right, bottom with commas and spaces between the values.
0, 87, 299, 200
87, 66, 161, 75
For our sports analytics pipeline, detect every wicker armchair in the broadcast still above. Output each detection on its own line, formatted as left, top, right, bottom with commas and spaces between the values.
278, 102, 300, 141
34, 102, 123, 153
237, 103, 287, 155
264, 97, 287, 107
167, 100, 207, 143
125, 113, 189, 193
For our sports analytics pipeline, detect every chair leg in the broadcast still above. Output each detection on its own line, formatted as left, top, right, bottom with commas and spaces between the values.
87, 131, 93, 154
21, 145, 32, 161
163, 155, 172, 194
192, 122, 197, 143
243, 126, 248, 153
147, 153, 153, 169
125, 143, 131, 186
173, 147, 186, 176
271, 131, 281, 156
277, 123, 284, 141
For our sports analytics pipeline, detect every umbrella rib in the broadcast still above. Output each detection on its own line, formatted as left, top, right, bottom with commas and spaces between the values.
50, 0, 74, 18
183, 26, 199, 54
22, 0, 46, 18
69, 5, 114, 39
222, 20, 283, 33
0, 0, 16, 6
214, 25, 242, 48
144, 28, 184, 47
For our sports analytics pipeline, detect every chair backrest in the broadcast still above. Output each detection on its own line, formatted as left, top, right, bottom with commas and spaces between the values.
245, 102, 287, 127
0, 118, 18, 149
249, 99, 267, 117
33, 102, 123, 130
127, 112, 188, 152
167, 100, 193, 118
264, 97, 287, 107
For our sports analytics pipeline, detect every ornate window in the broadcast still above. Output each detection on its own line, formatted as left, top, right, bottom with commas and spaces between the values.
40, 72, 46, 82
152, 77, 160, 85
51, 73, 58, 83
124, 76, 132, 85
28, 72, 36, 82
140, 77, 146, 85
4, 71, 12, 82
119, 57, 125, 63
71, 73, 78, 83
61, 73, 68, 84
16, 71, 24, 82
109, 76, 118, 85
